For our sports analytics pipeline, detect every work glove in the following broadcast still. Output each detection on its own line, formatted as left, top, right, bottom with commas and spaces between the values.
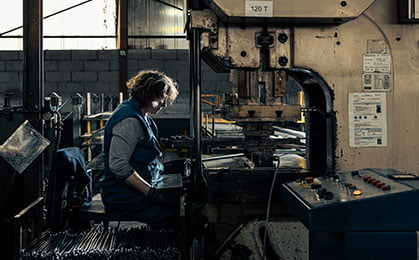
145, 187, 168, 206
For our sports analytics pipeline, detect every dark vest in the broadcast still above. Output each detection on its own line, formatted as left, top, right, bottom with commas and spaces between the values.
101, 98, 172, 222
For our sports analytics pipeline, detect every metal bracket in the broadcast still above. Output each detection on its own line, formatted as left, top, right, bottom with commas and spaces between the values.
190, 9, 218, 33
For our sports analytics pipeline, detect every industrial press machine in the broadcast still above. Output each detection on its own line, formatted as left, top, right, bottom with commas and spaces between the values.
183, 0, 419, 259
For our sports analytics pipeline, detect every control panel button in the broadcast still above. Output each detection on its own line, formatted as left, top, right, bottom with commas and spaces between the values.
311, 183, 322, 189
382, 185, 391, 190
351, 170, 359, 176
377, 183, 385, 188
325, 191, 334, 200
317, 188, 327, 198
305, 177, 314, 184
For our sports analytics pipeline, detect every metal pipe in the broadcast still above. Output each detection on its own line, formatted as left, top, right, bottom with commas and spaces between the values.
119, 92, 124, 104
189, 41, 195, 138
202, 153, 245, 162
289, 68, 334, 174
72, 93, 83, 146
189, 11, 203, 201
23, 0, 43, 113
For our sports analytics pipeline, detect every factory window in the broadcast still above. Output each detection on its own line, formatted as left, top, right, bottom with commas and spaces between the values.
128, 0, 187, 49
0, 0, 116, 50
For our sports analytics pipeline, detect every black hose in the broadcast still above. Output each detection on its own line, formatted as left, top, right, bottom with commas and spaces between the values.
262, 163, 280, 260
45, 110, 63, 229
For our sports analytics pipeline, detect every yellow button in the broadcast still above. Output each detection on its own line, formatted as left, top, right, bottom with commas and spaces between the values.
299, 183, 310, 189
353, 190, 362, 196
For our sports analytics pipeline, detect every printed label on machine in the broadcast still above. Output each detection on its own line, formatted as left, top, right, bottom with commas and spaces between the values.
245, 1, 273, 17
363, 54, 391, 73
362, 72, 391, 91
349, 93, 387, 147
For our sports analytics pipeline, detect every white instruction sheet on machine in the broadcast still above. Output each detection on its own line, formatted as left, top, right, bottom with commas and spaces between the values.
349, 93, 387, 147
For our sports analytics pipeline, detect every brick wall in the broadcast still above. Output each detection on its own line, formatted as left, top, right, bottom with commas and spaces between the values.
0, 51, 23, 106
0, 49, 230, 115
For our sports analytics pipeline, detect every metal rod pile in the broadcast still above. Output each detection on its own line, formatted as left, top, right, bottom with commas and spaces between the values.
21, 226, 181, 259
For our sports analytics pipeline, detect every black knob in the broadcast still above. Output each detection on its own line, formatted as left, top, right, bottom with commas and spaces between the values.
278, 56, 288, 66
278, 32, 288, 43
349, 185, 357, 191
325, 191, 334, 200
311, 183, 322, 189
351, 170, 359, 176
317, 188, 327, 198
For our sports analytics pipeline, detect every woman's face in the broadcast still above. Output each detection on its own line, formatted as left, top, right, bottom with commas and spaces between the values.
146, 95, 168, 114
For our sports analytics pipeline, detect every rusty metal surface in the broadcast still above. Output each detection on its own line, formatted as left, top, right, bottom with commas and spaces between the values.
200, 22, 292, 69
194, 0, 419, 174
228, 105, 301, 121
292, 0, 419, 172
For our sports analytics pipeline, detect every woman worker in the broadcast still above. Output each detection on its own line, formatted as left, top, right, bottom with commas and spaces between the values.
101, 70, 179, 227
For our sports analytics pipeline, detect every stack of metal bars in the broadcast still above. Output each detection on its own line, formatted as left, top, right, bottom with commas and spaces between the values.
21, 226, 181, 259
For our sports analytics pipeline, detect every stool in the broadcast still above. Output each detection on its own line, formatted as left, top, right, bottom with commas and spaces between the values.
78, 174, 184, 228
78, 193, 133, 228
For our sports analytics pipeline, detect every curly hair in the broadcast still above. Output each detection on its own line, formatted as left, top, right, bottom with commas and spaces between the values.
127, 70, 179, 108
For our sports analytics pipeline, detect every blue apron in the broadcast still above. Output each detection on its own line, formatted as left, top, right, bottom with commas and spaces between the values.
101, 97, 173, 223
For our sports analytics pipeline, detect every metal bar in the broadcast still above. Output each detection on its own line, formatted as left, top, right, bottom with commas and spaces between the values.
201, 99, 216, 107
18, 2, 44, 260
128, 35, 186, 38
152, 0, 183, 11
190, 0, 202, 202
117, 0, 128, 99
22, 0, 44, 206
23, 0, 43, 113
13, 197, 43, 220
12, 197, 43, 260
1, 35, 116, 38
72, 93, 83, 147
0, 0, 92, 36
202, 153, 245, 162
1, 35, 185, 39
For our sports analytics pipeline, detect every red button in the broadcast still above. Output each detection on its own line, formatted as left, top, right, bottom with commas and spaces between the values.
377, 183, 385, 188
368, 178, 376, 184
382, 185, 391, 190
363, 177, 371, 182
372, 180, 380, 186
305, 177, 314, 184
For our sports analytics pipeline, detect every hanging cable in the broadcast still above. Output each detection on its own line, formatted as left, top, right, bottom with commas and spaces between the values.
262, 156, 280, 260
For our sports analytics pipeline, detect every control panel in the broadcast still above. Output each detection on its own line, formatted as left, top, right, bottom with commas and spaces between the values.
282, 168, 419, 232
